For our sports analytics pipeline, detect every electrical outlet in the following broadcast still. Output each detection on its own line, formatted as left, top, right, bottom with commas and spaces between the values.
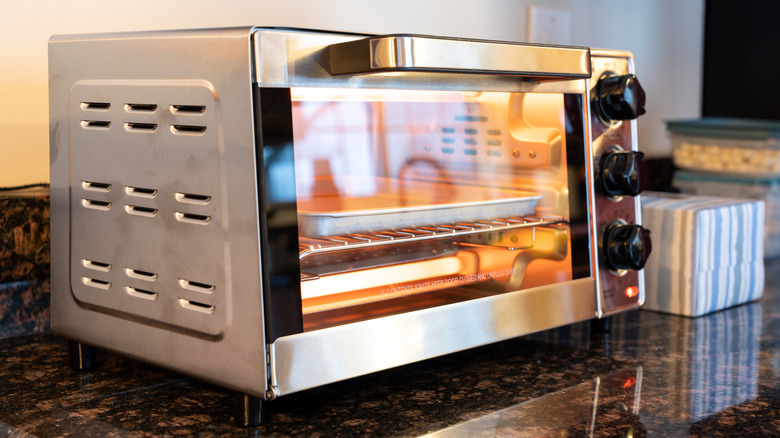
526, 5, 572, 45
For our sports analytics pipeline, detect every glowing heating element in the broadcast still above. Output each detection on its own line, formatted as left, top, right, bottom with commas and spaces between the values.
300, 255, 472, 300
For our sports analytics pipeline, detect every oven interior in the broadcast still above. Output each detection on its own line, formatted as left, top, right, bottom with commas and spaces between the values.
264, 87, 590, 332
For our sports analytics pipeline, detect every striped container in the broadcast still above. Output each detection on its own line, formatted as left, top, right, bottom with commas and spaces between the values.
674, 171, 780, 258
641, 192, 765, 316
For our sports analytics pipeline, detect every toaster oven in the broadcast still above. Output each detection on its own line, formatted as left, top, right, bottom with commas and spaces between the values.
48, 27, 651, 424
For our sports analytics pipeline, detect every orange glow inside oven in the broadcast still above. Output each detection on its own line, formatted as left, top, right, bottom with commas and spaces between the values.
301, 254, 474, 300
290, 87, 575, 321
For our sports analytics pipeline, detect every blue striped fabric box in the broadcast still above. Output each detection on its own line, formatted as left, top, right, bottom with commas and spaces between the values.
641, 191, 765, 316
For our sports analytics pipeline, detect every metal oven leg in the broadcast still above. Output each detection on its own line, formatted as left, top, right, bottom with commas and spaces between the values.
234, 393, 265, 427
67, 340, 97, 371
590, 316, 612, 333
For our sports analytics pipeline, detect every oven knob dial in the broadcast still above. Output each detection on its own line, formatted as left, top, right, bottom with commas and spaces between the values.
600, 150, 648, 197
596, 74, 646, 121
603, 223, 652, 271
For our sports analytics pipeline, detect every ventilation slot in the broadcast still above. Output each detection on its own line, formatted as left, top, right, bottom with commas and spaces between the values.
81, 199, 112, 211
81, 259, 112, 272
170, 104, 206, 114
80, 102, 111, 111
125, 268, 158, 282
124, 103, 158, 113
125, 286, 158, 301
81, 120, 111, 130
125, 186, 158, 198
179, 298, 215, 314
125, 122, 158, 133
174, 212, 211, 225
178, 279, 215, 294
125, 205, 158, 218
171, 124, 207, 135
81, 181, 112, 192
81, 277, 111, 290
175, 192, 211, 205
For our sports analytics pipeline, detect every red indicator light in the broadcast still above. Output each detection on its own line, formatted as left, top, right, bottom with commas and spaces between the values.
622, 377, 636, 389
625, 285, 639, 298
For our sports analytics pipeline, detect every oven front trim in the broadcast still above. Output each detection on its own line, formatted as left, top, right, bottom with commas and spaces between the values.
270, 276, 596, 396
252, 28, 591, 94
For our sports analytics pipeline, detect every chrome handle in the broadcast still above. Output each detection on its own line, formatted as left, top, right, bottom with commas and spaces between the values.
328, 35, 592, 79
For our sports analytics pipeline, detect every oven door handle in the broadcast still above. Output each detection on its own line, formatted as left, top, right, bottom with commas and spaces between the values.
328, 34, 592, 79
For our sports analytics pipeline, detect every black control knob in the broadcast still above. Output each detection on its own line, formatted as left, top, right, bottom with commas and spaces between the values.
600, 150, 647, 197
597, 74, 646, 121
603, 223, 652, 271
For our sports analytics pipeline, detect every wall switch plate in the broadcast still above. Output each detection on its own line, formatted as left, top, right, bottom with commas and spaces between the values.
526, 5, 572, 45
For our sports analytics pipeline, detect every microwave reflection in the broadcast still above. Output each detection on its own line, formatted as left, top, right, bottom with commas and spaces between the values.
291, 88, 581, 330
424, 367, 645, 437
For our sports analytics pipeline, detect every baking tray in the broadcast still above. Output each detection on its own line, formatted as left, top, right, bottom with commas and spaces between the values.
297, 177, 541, 237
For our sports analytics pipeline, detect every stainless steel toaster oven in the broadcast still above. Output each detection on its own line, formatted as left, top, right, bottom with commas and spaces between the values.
48, 27, 651, 424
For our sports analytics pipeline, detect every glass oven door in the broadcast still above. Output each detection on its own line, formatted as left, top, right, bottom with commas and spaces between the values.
256, 86, 589, 341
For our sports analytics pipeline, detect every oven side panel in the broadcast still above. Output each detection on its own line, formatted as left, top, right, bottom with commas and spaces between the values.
48, 27, 268, 396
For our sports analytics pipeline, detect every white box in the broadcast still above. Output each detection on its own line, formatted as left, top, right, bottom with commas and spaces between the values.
641, 192, 765, 316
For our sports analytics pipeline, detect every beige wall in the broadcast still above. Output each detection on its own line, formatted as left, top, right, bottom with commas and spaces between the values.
0, 0, 704, 187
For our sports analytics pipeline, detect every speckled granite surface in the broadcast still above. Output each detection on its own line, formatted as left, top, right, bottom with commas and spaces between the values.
0, 260, 778, 436
0, 187, 50, 339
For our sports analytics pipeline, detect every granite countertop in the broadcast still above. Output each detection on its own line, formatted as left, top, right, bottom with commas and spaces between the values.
0, 263, 778, 436
2, 174, 777, 436
0, 187, 50, 339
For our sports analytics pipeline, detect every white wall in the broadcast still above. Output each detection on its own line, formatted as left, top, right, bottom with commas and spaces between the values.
0, 0, 703, 187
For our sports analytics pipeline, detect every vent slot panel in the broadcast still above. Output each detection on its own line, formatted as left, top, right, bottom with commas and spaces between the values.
174, 192, 211, 205
81, 259, 112, 272
171, 124, 207, 135
69, 81, 224, 336
81, 277, 111, 290
179, 298, 215, 314
80, 120, 111, 130
178, 279, 215, 294
125, 205, 158, 218
125, 103, 158, 113
125, 268, 158, 282
125, 286, 158, 301
174, 212, 211, 225
124, 122, 158, 133
125, 186, 158, 198
170, 104, 206, 114
81, 199, 112, 211
81, 181, 112, 192
80, 102, 111, 111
